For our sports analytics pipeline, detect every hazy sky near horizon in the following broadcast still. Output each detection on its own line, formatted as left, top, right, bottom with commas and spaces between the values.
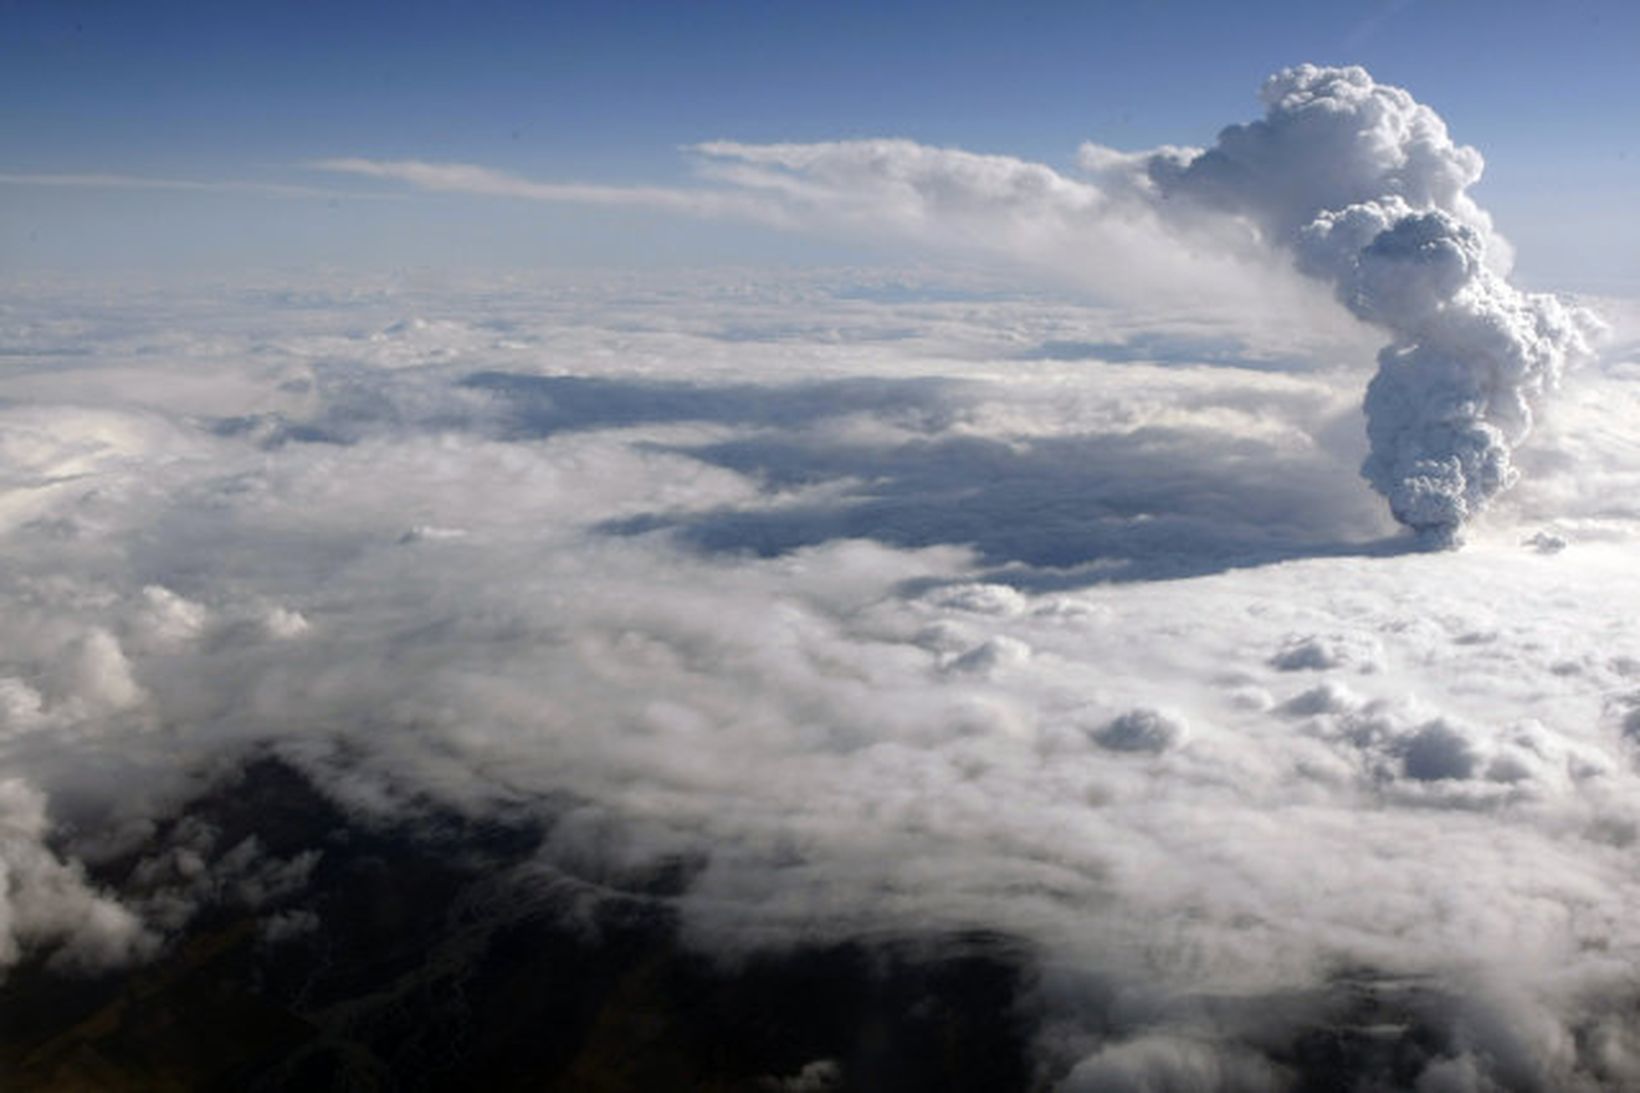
3, 0, 1637, 290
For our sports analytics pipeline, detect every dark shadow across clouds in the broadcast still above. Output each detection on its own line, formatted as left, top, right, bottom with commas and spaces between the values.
236, 367, 1415, 586
461, 371, 966, 437
1022, 332, 1319, 374
441, 370, 1420, 585
602, 428, 1411, 585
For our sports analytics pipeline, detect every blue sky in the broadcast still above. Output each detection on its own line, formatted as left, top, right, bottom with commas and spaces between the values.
3, 0, 1636, 289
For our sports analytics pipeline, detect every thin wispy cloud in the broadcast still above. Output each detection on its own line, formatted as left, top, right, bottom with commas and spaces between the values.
310, 157, 779, 220
0, 171, 369, 200
304, 143, 1309, 320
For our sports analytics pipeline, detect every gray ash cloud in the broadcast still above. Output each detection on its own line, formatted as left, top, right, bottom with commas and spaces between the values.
1123, 65, 1602, 539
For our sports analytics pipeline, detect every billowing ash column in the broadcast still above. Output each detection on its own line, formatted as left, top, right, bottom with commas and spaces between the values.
1148, 65, 1602, 543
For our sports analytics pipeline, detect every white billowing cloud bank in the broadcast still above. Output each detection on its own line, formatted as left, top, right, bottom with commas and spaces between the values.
326, 65, 1604, 541
2, 266, 1639, 1088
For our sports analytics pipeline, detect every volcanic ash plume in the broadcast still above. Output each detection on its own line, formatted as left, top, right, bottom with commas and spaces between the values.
1147, 64, 1603, 541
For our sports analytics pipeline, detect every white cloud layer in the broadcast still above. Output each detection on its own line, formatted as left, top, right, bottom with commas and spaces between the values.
1, 265, 1638, 1085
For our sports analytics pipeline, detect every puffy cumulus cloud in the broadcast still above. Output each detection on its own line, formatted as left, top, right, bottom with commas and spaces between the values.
127, 816, 321, 932
1, 270, 1639, 1086
1269, 631, 1384, 673
1062, 1034, 1280, 1093
0, 777, 153, 975
763, 1057, 844, 1092
1088, 708, 1188, 755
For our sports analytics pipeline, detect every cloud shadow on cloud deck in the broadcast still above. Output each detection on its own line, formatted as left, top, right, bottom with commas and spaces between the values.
1021, 332, 1317, 374
607, 431, 1411, 584
462, 371, 966, 436
455, 369, 1416, 584
214, 372, 970, 449
443, 378, 1413, 586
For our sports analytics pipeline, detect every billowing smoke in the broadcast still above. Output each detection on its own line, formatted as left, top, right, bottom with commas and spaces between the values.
1141, 65, 1603, 541
321, 69, 1606, 542
320, 68, 1601, 540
